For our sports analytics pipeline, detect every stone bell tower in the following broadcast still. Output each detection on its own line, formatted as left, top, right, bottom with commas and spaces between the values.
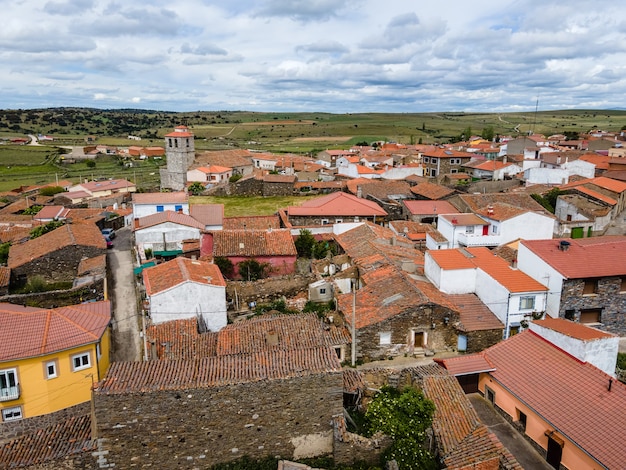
160, 125, 195, 191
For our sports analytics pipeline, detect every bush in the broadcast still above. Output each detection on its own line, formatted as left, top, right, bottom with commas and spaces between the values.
238, 258, 270, 281
0, 242, 10, 265
295, 229, 315, 258
39, 186, 65, 196
86, 159, 96, 168
214, 256, 234, 279
30, 220, 65, 239
229, 173, 243, 183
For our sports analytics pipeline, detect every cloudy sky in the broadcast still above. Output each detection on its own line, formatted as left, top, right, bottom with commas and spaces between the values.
2, 0, 625, 113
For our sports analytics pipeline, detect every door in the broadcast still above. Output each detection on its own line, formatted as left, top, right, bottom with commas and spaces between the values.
546, 436, 563, 469
413, 331, 425, 348
457, 334, 467, 352
482, 225, 489, 235
571, 227, 584, 238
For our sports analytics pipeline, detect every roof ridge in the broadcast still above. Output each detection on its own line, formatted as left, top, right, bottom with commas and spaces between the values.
53, 307, 101, 340
41, 310, 52, 356
178, 257, 191, 281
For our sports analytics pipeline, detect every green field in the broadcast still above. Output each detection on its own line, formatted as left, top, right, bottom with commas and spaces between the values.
190, 195, 318, 217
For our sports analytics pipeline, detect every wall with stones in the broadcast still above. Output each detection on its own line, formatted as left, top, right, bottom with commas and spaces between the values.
264, 182, 296, 197
0, 402, 90, 445
225, 274, 316, 311
93, 373, 343, 469
559, 277, 626, 335
0, 278, 105, 308
465, 328, 503, 354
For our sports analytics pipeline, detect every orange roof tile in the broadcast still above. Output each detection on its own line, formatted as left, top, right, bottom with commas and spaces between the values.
403, 199, 459, 216
211, 229, 297, 257
0, 301, 111, 360
135, 210, 205, 230
533, 317, 613, 341
189, 204, 224, 226
474, 202, 529, 221
573, 186, 617, 205
132, 191, 189, 204
287, 192, 387, 217
147, 318, 218, 360
439, 213, 488, 226
448, 294, 504, 332
143, 257, 225, 296
410, 182, 455, 200
223, 215, 280, 230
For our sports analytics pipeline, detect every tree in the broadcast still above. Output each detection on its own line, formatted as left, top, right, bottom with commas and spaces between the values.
0, 242, 10, 265
481, 126, 495, 141
238, 258, 270, 281
86, 159, 96, 168
295, 229, 316, 258
214, 256, 235, 279
188, 181, 205, 196
22, 204, 43, 215
365, 386, 437, 470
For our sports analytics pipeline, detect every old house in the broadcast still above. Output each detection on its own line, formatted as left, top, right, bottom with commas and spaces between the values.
447, 294, 504, 353
438, 319, 625, 470
0, 301, 111, 426
421, 148, 475, 178
517, 236, 626, 335
193, 149, 255, 177
202, 229, 297, 278
142, 257, 227, 329
403, 199, 459, 224
8, 222, 106, 287
134, 210, 205, 256
132, 191, 189, 219
186, 165, 233, 184
410, 181, 456, 200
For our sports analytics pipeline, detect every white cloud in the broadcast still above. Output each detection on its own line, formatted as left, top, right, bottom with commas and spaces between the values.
0, 0, 625, 112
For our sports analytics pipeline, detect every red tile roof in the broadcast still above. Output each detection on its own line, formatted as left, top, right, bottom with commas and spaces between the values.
223, 215, 281, 230
448, 294, 504, 332
0, 301, 111, 361
532, 317, 613, 340
422, 148, 475, 159
450, 331, 626, 469
143, 257, 226, 296
287, 192, 387, 217
189, 203, 224, 226
335, 222, 408, 260
211, 229, 297, 257
134, 210, 205, 230
403, 199, 460, 216
439, 213, 488, 226
8, 222, 106, 269
147, 318, 218, 360
520, 236, 626, 278
572, 185, 617, 205
34, 205, 70, 220
96, 346, 342, 394
472, 160, 512, 171
132, 191, 189, 204
474, 202, 529, 221
455, 192, 549, 215
410, 182, 455, 200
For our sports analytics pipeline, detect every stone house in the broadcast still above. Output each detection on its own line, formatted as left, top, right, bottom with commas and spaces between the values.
142, 257, 227, 330
93, 347, 343, 468
193, 149, 255, 177
263, 174, 297, 196
421, 148, 475, 178
403, 199, 459, 224
202, 229, 298, 278
447, 294, 504, 354
8, 223, 107, 287
517, 236, 626, 335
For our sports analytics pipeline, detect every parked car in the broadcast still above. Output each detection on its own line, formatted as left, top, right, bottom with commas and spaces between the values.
103, 235, 113, 249
101, 228, 115, 239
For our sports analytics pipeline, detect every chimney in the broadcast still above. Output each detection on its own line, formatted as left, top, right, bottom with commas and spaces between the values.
559, 240, 571, 251
356, 186, 362, 198
487, 204, 494, 216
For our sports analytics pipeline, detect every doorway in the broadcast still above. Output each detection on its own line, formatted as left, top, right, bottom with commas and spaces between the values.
413, 331, 425, 349
546, 435, 563, 469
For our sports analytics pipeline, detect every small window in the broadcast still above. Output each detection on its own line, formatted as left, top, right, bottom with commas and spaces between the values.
0, 368, 19, 400
321, 219, 330, 225
1, 406, 22, 422
580, 309, 601, 324
45, 360, 58, 379
565, 309, 575, 320
156, 205, 164, 213
465, 226, 474, 234
335, 218, 343, 223
174, 139, 178, 148
583, 279, 597, 295
621, 278, 626, 293
334, 346, 344, 361
491, 224, 498, 234
71, 352, 91, 372
431, 157, 438, 163
519, 296, 535, 310
175, 205, 183, 212
168, 138, 172, 148
430, 169, 437, 177
450, 169, 458, 173
319, 288, 326, 294
517, 410, 527, 432
423, 157, 430, 163
186, 138, 190, 148
379, 332, 391, 345
509, 325, 520, 336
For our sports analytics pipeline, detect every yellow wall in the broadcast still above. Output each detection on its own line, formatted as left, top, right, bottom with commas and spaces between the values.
1, 332, 110, 420
478, 374, 603, 470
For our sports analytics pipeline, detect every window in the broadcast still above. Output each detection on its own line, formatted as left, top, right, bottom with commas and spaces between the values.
379, 332, 391, 345
186, 138, 190, 148
0, 369, 19, 401
519, 296, 535, 310
430, 169, 437, 177
156, 205, 164, 213
564, 309, 575, 320
319, 288, 326, 294
335, 219, 343, 223
423, 157, 430, 163
621, 277, 626, 293
174, 205, 183, 212
430, 157, 438, 163
321, 219, 330, 225
174, 139, 178, 148
580, 309, 601, 324
451, 158, 461, 165
491, 224, 498, 234
517, 410, 527, 432
450, 169, 458, 173
168, 138, 172, 148
465, 226, 474, 234
334, 346, 345, 362
45, 360, 58, 379
71, 352, 91, 371
583, 279, 598, 295
1, 406, 22, 422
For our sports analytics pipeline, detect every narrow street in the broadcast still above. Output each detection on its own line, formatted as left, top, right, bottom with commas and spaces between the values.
107, 226, 143, 362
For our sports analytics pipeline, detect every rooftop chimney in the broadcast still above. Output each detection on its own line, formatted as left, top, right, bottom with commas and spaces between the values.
559, 240, 571, 252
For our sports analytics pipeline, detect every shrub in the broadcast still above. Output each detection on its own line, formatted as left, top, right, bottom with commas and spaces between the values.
229, 173, 243, 183
295, 229, 315, 258
86, 159, 96, 168
238, 258, 270, 281
39, 186, 65, 196
214, 256, 234, 279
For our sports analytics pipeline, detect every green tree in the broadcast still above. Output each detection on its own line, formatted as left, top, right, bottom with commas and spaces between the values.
0, 242, 10, 265
86, 159, 96, 168
29, 220, 65, 239
39, 186, 65, 196
229, 173, 243, 183
365, 386, 437, 470
214, 256, 235, 279
188, 181, 205, 196
295, 229, 316, 258
312, 240, 333, 259
481, 126, 495, 141
238, 258, 270, 281
22, 204, 43, 215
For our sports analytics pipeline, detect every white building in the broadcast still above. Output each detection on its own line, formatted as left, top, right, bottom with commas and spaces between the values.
134, 211, 204, 255
132, 191, 189, 219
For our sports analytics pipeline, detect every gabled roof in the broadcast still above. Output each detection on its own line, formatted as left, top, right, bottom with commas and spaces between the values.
335, 222, 407, 260
190, 204, 224, 226
422, 148, 475, 158
520, 236, 626, 278
132, 191, 189, 205
439, 213, 488, 226
164, 125, 193, 137
143, 257, 225, 296
403, 199, 459, 216
147, 318, 218, 360
472, 160, 514, 171
192, 165, 232, 174
533, 317, 613, 341
34, 205, 70, 220
448, 294, 504, 332
410, 181, 455, 200
211, 229, 297, 257
223, 215, 280, 230
8, 223, 106, 269
442, 331, 626, 469
135, 210, 205, 231
453, 192, 549, 215
287, 192, 387, 217
194, 149, 254, 168
0, 301, 111, 361
474, 202, 530, 221
74, 178, 135, 193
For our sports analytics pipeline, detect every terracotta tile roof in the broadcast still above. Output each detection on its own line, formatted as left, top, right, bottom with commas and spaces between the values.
572, 185, 617, 205
343, 369, 365, 393
264, 174, 296, 183
520, 236, 626, 278
74, 178, 135, 193
0, 266, 9, 287
533, 317, 613, 341
448, 294, 504, 332
472, 160, 512, 171
134, 210, 205, 230
423, 375, 520, 469
344, 177, 375, 195
0, 301, 111, 361
0, 415, 94, 467
132, 191, 189, 204
0, 225, 32, 243
346, 179, 413, 200
189, 203, 224, 226
335, 223, 406, 260
96, 346, 341, 394
589, 176, 626, 193
34, 205, 70, 220
410, 182, 456, 200
466, 331, 626, 469
403, 199, 459, 216
143, 257, 226, 296
428, 249, 479, 270
454, 192, 549, 215
194, 149, 254, 168
65, 208, 107, 221
422, 148, 475, 159
165, 126, 193, 137
223, 215, 281, 230
389, 220, 435, 237
474, 202, 529, 221
194, 165, 232, 174
76, 254, 106, 276
287, 192, 387, 217
435, 354, 496, 376
211, 229, 297, 257
439, 213, 488, 226
147, 318, 218, 360
0, 196, 52, 215
8, 222, 106, 269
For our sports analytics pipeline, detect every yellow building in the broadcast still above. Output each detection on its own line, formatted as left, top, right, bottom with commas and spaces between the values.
0, 301, 111, 422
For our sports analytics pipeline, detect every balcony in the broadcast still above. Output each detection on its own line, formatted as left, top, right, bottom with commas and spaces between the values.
456, 232, 502, 247
0, 384, 20, 402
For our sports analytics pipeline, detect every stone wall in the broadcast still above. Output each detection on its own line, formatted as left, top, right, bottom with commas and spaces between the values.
0, 278, 105, 308
226, 274, 316, 311
466, 328, 503, 354
0, 402, 91, 445
93, 373, 343, 469
264, 182, 296, 197
559, 277, 626, 335
11, 245, 107, 286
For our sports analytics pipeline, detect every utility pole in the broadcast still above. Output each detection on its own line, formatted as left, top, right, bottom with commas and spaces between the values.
351, 279, 356, 367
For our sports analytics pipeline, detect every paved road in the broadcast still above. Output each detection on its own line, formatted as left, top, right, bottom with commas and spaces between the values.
468, 394, 553, 470
107, 227, 143, 362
